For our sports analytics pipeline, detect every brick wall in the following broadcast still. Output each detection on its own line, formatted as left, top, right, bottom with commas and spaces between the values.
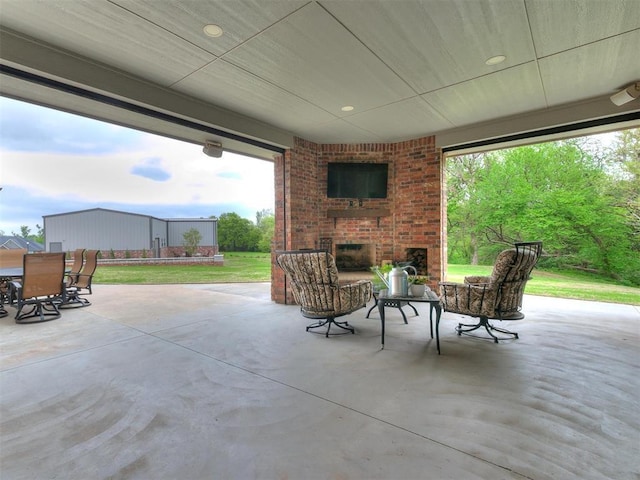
100, 245, 218, 259
272, 136, 444, 304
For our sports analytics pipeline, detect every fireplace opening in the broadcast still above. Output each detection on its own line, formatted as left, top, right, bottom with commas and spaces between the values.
405, 247, 428, 275
335, 244, 375, 271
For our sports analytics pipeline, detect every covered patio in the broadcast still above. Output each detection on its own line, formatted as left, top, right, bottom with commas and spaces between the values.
1, 3, 639, 478
2, 1, 639, 304
1, 284, 638, 479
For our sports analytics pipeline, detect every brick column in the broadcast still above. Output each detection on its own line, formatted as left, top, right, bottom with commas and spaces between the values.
271, 138, 321, 304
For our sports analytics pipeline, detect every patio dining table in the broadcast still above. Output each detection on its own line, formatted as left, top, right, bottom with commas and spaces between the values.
0, 268, 24, 316
0, 268, 24, 279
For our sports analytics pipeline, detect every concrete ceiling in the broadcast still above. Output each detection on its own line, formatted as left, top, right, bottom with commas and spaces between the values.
1, 0, 639, 159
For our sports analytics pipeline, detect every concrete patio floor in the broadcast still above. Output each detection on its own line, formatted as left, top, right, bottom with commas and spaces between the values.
1, 283, 638, 480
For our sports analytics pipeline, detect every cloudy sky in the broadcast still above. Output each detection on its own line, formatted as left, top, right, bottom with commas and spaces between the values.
0, 96, 275, 236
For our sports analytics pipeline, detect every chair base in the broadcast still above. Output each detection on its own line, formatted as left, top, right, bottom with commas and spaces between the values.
15, 301, 61, 323
306, 318, 355, 337
456, 316, 519, 343
58, 295, 91, 309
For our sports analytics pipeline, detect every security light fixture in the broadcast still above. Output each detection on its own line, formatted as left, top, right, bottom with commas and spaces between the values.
610, 81, 640, 106
203, 141, 223, 158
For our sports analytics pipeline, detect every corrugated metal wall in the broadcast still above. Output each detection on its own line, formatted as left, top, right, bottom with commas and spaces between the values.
43, 209, 218, 252
44, 209, 161, 251
167, 220, 216, 247
150, 218, 167, 248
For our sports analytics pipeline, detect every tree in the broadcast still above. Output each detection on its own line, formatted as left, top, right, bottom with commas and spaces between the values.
34, 224, 45, 244
255, 209, 275, 253
610, 129, 640, 239
10, 225, 44, 244
256, 208, 272, 227
217, 212, 259, 251
20, 225, 31, 238
446, 133, 640, 285
182, 228, 202, 257
445, 153, 486, 263
608, 128, 640, 284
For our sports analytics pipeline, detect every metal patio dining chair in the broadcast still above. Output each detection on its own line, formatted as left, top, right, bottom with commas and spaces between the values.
276, 249, 372, 337
439, 241, 543, 343
60, 249, 99, 308
12, 252, 66, 323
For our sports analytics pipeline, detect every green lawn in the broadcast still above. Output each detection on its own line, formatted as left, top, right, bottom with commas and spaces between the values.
445, 264, 640, 305
94, 252, 272, 284
93, 253, 640, 305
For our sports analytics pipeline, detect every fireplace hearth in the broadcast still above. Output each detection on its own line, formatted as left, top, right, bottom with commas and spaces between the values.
335, 244, 375, 271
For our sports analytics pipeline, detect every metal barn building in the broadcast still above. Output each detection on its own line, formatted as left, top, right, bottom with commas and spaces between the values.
43, 208, 218, 258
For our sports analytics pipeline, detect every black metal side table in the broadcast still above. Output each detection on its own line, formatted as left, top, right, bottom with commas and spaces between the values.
366, 289, 418, 324
377, 290, 443, 354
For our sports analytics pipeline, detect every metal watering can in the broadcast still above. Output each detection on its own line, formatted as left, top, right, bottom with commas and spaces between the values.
388, 265, 417, 296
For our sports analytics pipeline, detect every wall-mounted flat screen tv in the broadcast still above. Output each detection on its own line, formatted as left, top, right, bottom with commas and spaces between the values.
327, 162, 389, 198
327, 163, 389, 198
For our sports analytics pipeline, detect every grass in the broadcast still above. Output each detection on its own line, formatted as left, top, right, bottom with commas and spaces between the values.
93, 253, 640, 305
445, 264, 640, 305
94, 252, 272, 284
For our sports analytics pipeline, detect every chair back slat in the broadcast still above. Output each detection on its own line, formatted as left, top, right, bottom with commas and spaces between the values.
0, 249, 27, 268
21, 253, 66, 298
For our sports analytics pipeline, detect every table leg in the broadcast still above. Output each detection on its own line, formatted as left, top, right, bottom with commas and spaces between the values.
378, 301, 386, 349
429, 304, 434, 339
435, 304, 442, 355
366, 293, 379, 318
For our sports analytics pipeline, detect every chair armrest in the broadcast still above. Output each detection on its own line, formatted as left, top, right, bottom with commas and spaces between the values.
464, 275, 491, 285
338, 279, 372, 287
336, 280, 373, 313
439, 281, 497, 317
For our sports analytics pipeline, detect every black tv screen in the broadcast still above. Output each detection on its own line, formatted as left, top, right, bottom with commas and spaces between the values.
327, 162, 388, 198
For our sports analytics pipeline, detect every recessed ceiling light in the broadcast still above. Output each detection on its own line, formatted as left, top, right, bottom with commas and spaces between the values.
341, 105, 354, 112
485, 55, 506, 66
203, 24, 223, 38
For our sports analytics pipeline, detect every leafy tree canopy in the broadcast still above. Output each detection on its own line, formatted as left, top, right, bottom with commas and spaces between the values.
446, 129, 640, 286
216, 210, 273, 252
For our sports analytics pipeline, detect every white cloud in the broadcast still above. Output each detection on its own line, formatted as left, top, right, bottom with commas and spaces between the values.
1, 146, 274, 209
0, 98, 275, 233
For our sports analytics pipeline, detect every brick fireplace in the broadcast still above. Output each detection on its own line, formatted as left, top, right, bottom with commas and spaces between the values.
272, 136, 444, 304
334, 243, 375, 271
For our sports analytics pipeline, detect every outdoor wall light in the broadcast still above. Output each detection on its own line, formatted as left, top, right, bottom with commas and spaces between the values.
203, 141, 223, 158
610, 81, 640, 106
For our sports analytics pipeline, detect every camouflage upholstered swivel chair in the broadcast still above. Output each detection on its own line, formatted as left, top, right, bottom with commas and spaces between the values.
439, 242, 542, 343
276, 250, 372, 337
